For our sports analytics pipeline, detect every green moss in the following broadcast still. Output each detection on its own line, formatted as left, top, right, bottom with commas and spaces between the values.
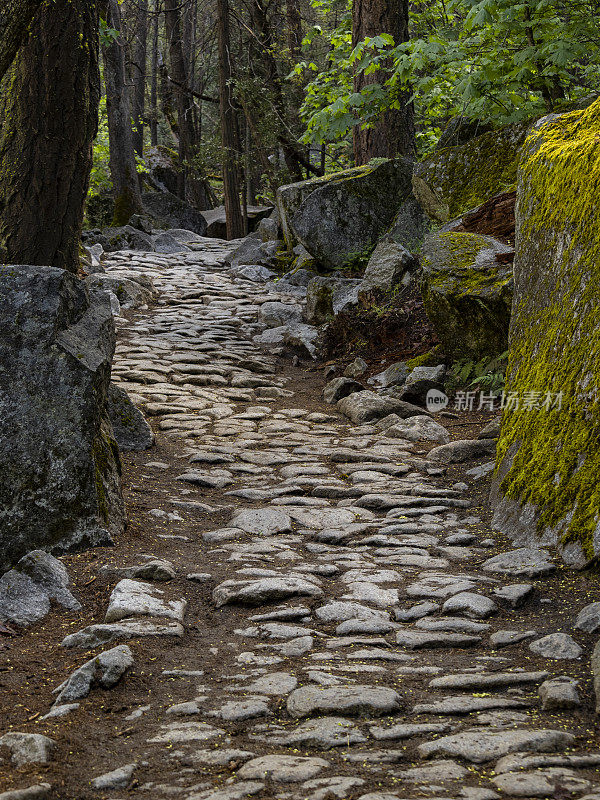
407, 344, 445, 369
112, 189, 138, 227
496, 99, 600, 559
416, 123, 529, 219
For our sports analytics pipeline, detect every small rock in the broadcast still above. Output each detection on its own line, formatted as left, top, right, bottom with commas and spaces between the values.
0, 785, 52, 800
574, 602, 600, 633
53, 644, 133, 705
323, 377, 364, 405
483, 549, 554, 578
105, 579, 186, 623
442, 592, 498, 619
529, 633, 582, 660
539, 677, 580, 710
0, 733, 55, 766
90, 764, 136, 790
344, 358, 368, 379
287, 684, 401, 718
238, 755, 329, 783
493, 584, 534, 608
418, 728, 574, 763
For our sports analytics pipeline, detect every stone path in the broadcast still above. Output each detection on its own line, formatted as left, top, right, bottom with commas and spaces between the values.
2, 234, 600, 800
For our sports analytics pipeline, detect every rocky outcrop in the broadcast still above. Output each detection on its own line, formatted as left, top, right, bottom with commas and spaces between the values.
277, 159, 415, 269
413, 123, 530, 223
0, 265, 125, 570
142, 191, 208, 236
491, 99, 600, 568
421, 231, 513, 360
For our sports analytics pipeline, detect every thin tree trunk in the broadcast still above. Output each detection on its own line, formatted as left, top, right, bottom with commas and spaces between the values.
131, 0, 148, 157
352, 0, 415, 164
0, 0, 44, 82
150, 0, 159, 146
286, 0, 302, 61
165, 0, 212, 209
103, 0, 144, 225
0, 0, 100, 273
217, 0, 244, 239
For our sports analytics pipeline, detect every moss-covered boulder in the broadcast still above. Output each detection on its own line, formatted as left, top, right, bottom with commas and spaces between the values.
413, 123, 530, 223
491, 100, 600, 568
421, 231, 513, 360
277, 159, 415, 269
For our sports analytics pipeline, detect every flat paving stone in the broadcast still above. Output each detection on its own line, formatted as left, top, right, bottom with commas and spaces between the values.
418, 728, 575, 763
287, 685, 402, 718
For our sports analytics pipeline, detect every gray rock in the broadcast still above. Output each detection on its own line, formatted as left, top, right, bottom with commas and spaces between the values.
387, 415, 450, 444
337, 391, 405, 424
0, 785, 51, 800
105, 579, 186, 623
238, 755, 329, 783
53, 644, 134, 704
492, 768, 592, 797
248, 672, 298, 695
259, 301, 302, 328
398, 759, 468, 782
61, 619, 183, 649
186, 781, 264, 800
0, 733, 55, 766
287, 684, 401, 718
368, 362, 408, 389
539, 677, 580, 710
359, 240, 416, 293
396, 630, 481, 649
213, 576, 323, 607
396, 365, 446, 406
418, 728, 575, 763
369, 722, 451, 740
416, 617, 489, 635
231, 508, 292, 535
493, 583, 534, 608
442, 592, 498, 619
315, 601, 389, 623
428, 439, 497, 464
142, 191, 208, 235
394, 602, 439, 621
277, 717, 367, 749
593, 639, 600, 713
86, 272, 154, 308
0, 558, 78, 631
282, 323, 320, 359
429, 671, 548, 690
0, 265, 124, 570
229, 234, 280, 269
152, 232, 190, 253
235, 264, 276, 282
490, 630, 537, 647
90, 763, 136, 790
217, 699, 270, 721
304, 276, 361, 324
413, 695, 528, 715
277, 159, 415, 269
323, 377, 364, 404
95, 225, 154, 252
483, 548, 554, 577
529, 632, 582, 659
574, 602, 600, 633
344, 358, 368, 379
107, 384, 154, 451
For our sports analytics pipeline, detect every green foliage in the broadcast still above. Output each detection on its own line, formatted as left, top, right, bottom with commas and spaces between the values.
448, 351, 509, 395
299, 0, 600, 154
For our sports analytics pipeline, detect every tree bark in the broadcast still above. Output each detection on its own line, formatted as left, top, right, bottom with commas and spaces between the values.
352, 0, 415, 165
103, 0, 144, 225
149, 0, 159, 146
217, 0, 244, 239
0, 0, 100, 273
164, 0, 212, 209
0, 0, 44, 82
130, 0, 148, 157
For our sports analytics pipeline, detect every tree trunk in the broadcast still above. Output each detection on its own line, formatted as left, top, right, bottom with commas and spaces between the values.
130, 0, 148, 157
0, 0, 100, 273
0, 0, 44, 82
286, 0, 302, 62
149, 0, 159, 146
352, 0, 415, 165
103, 0, 144, 225
164, 0, 212, 209
217, 0, 244, 239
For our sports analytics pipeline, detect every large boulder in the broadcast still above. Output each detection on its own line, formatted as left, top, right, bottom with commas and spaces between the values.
305, 277, 361, 325
142, 191, 207, 236
0, 265, 125, 570
277, 159, 415, 269
201, 205, 274, 238
359, 239, 416, 294
145, 145, 179, 194
421, 231, 513, 360
228, 233, 281, 270
491, 100, 600, 568
413, 123, 530, 223
87, 225, 154, 253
